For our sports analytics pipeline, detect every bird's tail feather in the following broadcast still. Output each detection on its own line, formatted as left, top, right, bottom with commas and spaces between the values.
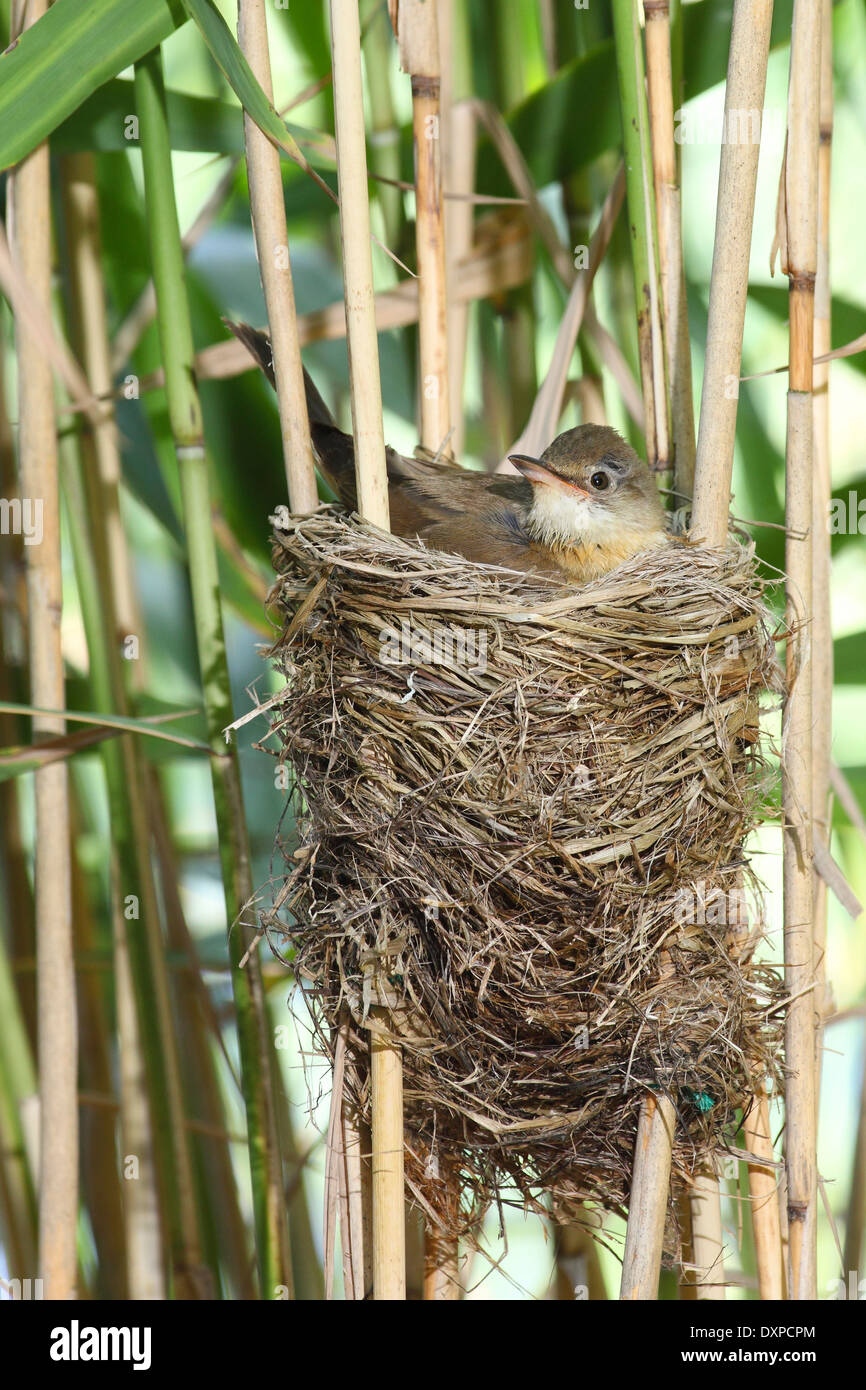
223, 319, 337, 431
223, 318, 356, 505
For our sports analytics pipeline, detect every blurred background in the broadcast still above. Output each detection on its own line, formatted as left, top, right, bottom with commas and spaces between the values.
0, 0, 864, 1299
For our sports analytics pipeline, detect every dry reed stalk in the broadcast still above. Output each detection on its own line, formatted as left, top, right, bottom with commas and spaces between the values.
677, 1191, 697, 1299
423, 2, 464, 1293
390, 0, 450, 453
238, 0, 318, 512
330, 0, 390, 531
370, 1022, 405, 1299
113, 923, 165, 1299
440, 0, 474, 458
612, 1, 674, 1289
443, 100, 474, 458
782, 0, 822, 1303
8, 0, 78, 1301
339, 1110, 373, 1299
620, 1095, 676, 1299
744, 1094, 785, 1299
611, 0, 669, 473
61, 155, 212, 1298
151, 786, 259, 1300
686, 1, 780, 1301
61, 154, 143, 670
395, 0, 462, 1297
690, 0, 774, 547
644, 2, 720, 1291
800, 0, 834, 1287
685, 1169, 726, 1299
643, 0, 695, 496
329, 0, 402, 1299
811, 0, 833, 1077
59, 167, 159, 1297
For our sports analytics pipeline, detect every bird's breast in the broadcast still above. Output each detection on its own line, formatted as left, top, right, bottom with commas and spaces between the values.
545, 525, 670, 581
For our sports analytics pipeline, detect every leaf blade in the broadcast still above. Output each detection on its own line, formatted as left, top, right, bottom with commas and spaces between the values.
0, 0, 186, 170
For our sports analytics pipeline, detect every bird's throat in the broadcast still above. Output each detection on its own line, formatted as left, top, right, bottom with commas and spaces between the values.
526, 492, 666, 579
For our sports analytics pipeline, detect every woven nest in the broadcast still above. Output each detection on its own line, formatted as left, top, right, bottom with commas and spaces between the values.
261, 506, 785, 1247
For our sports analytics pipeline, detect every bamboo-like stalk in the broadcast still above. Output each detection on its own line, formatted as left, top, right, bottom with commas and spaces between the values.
8, 0, 78, 1301
744, 1095, 786, 1299
610, 0, 669, 473
151, 780, 258, 1300
800, 0, 834, 1295
330, 0, 403, 1300
644, 0, 695, 497
330, 0, 390, 529
644, 3, 719, 1287
685, 1170, 726, 1299
61, 410, 209, 1295
690, 0, 774, 547
417, 0, 462, 1296
612, 6, 674, 1288
489, 0, 537, 443
57, 155, 142, 662
620, 1094, 676, 1299
440, 0, 474, 458
391, 0, 450, 454
134, 48, 293, 1298
60, 153, 211, 1297
238, 0, 318, 513
686, 0, 781, 1303
782, 0, 822, 1303
811, 0, 833, 1078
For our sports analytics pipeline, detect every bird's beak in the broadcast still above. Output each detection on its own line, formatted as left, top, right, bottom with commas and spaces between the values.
508, 454, 590, 499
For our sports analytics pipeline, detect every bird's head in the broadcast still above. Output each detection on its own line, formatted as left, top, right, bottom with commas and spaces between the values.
509, 425, 666, 552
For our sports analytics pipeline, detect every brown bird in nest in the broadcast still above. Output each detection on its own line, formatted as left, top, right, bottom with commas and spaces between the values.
228, 321, 670, 583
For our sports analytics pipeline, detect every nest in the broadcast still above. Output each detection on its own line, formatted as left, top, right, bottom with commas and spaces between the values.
261, 507, 784, 1246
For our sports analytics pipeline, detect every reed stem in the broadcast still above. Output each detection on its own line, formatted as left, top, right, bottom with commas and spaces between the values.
9, 0, 78, 1300
611, 0, 668, 472
744, 1094, 785, 1299
620, 1094, 675, 1299
782, 0, 822, 1302
644, 0, 695, 495
135, 48, 293, 1297
811, 0, 833, 1083
238, 0, 318, 513
330, 0, 403, 1299
393, 0, 450, 453
60, 152, 211, 1297
691, 0, 774, 547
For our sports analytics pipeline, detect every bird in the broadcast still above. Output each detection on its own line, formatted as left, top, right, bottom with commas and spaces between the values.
227, 321, 670, 584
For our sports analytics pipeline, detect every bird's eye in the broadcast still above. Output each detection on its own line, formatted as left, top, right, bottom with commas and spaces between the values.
590, 471, 610, 491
